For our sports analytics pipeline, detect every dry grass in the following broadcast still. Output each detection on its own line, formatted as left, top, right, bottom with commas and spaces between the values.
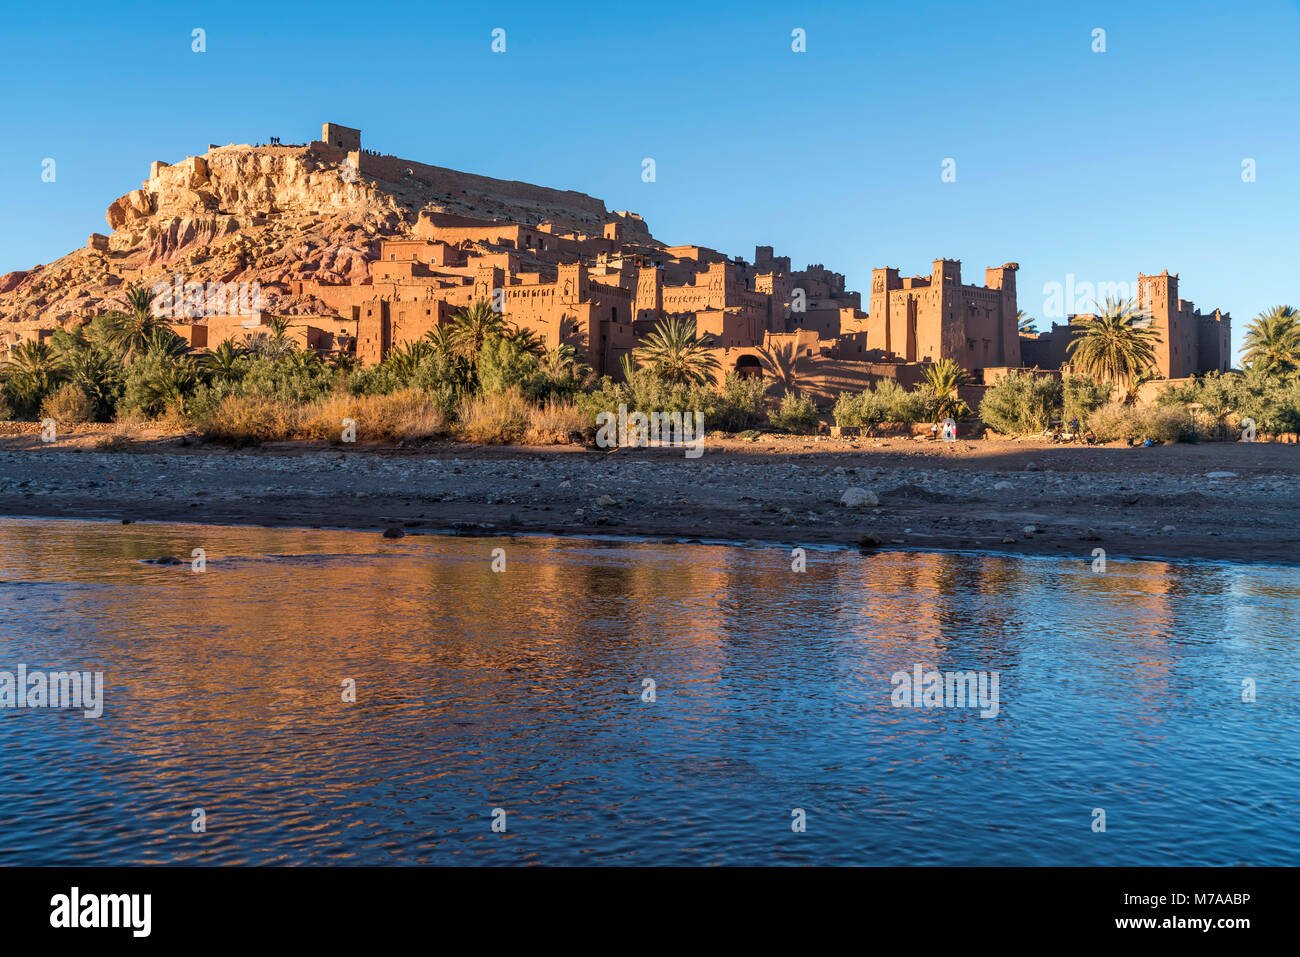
39, 383, 95, 427
196, 395, 300, 445
524, 397, 589, 444
299, 390, 446, 442
194, 389, 583, 447
197, 390, 447, 444
456, 389, 532, 443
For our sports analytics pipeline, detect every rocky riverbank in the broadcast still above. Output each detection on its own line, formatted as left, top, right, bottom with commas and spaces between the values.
0, 430, 1295, 565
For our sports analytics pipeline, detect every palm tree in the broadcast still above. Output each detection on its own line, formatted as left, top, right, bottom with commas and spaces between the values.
1242, 305, 1300, 379
509, 326, 547, 358
63, 349, 121, 421
1017, 310, 1037, 335
122, 284, 156, 322
385, 338, 433, 380
533, 344, 592, 398
449, 300, 506, 362
47, 327, 122, 421
262, 315, 298, 358
283, 349, 322, 374
632, 317, 720, 386
327, 351, 358, 374
268, 315, 293, 343
423, 325, 458, 358
923, 358, 971, 422
141, 327, 191, 361
241, 317, 296, 360
3, 340, 66, 409
417, 324, 474, 393
104, 284, 165, 360
202, 339, 246, 380
134, 356, 199, 417
539, 344, 590, 382
1066, 298, 1159, 401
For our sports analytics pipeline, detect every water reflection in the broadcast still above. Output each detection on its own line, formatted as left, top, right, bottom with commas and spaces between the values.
0, 518, 1296, 865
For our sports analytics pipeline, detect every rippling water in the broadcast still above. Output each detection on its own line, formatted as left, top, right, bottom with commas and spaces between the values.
0, 517, 1296, 865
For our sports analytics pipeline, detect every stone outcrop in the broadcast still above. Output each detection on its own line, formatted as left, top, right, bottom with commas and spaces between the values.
1, 131, 632, 329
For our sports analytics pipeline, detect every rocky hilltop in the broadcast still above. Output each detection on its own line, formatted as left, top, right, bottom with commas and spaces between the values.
0, 128, 653, 339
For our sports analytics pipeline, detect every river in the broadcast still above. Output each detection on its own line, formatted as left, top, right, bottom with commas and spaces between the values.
0, 518, 1295, 865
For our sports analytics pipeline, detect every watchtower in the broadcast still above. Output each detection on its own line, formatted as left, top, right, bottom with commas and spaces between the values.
321, 123, 361, 151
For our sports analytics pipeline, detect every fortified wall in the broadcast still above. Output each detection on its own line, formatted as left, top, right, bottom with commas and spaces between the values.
306, 124, 616, 232
4, 120, 1237, 408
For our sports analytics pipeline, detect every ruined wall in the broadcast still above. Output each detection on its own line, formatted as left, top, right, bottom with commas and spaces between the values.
357, 152, 611, 230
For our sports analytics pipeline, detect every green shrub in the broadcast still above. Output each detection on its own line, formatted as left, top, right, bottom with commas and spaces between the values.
887, 380, 936, 424
185, 352, 344, 420
1156, 368, 1300, 437
832, 390, 874, 427
1088, 403, 1194, 443
833, 379, 931, 427
120, 352, 200, 419
1062, 375, 1110, 427
476, 333, 540, 396
706, 373, 768, 432
575, 368, 763, 433
769, 391, 820, 433
978, 372, 1061, 434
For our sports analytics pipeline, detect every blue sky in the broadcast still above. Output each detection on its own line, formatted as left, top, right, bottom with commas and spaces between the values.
2, 0, 1297, 360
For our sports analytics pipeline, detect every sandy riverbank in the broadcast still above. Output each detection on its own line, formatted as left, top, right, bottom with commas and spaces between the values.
0, 428, 1296, 565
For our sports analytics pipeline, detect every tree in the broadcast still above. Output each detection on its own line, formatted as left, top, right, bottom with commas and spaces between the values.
2, 340, 66, 415
124, 354, 199, 417
1066, 298, 1158, 401
1017, 310, 1037, 335
326, 351, 358, 375
202, 339, 246, 380
631, 317, 720, 386
509, 327, 547, 358
449, 300, 506, 363
923, 358, 971, 422
385, 338, 434, 380
539, 344, 590, 382
119, 328, 199, 417
282, 349, 323, 375
423, 325, 458, 358
244, 316, 296, 360
104, 284, 166, 360
50, 326, 125, 420
142, 327, 191, 361
267, 315, 293, 345
477, 333, 540, 395
978, 372, 1061, 435
1242, 305, 1300, 379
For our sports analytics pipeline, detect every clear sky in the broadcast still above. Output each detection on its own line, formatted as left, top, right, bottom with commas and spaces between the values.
2, 0, 1297, 360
